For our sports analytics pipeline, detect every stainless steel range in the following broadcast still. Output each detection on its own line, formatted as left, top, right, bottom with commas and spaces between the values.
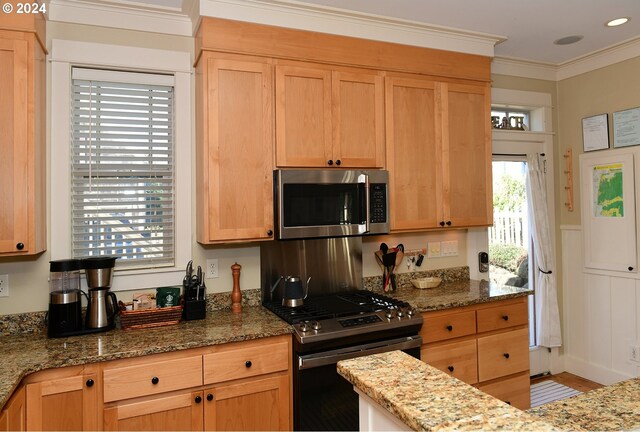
261, 238, 423, 431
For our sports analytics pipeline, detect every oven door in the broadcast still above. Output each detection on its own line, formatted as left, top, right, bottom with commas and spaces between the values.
294, 335, 422, 431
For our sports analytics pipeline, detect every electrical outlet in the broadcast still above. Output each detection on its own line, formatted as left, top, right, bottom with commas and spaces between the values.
630, 345, 640, 363
0, 274, 8, 297
206, 259, 219, 279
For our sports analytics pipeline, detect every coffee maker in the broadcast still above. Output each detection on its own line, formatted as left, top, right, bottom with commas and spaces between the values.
48, 259, 84, 337
83, 257, 119, 331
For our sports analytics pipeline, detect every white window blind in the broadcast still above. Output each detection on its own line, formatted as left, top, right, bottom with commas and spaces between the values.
70, 68, 175, 268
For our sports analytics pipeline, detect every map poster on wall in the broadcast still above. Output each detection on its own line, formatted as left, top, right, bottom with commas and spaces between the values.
592, 164, 624, 218
613, 107, 640, 148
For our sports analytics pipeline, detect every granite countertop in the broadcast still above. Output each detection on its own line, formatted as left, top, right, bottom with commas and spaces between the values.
527, 377, 640, 430
0, 306, 291, 410
372, 278, 533, 313
337, 350, 557, 431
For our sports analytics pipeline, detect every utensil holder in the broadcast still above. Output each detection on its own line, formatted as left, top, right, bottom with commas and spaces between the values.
184, 298, 206, 321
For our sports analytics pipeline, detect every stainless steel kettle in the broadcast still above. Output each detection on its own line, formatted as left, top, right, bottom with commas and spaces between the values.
270, 275, 311, 307
86, 288, 118, 329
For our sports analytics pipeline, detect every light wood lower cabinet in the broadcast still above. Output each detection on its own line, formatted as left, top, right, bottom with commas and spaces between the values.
24, 366, 99, 431
103, 390, 204, 431
421, 297, 530, 409
0, 386, 25, 431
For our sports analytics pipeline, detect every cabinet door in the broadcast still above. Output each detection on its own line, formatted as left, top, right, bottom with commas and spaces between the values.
0, 386, 25, 431
0, 38, 29, 253
25, 372, 98, 431
275, 65, 332, 167
422, 339, 478, 385
104, 390, 203, 431
385, 77, 442, 230
197, 55, 274, 242
442, 82, 492, 227
332, 71, 384, 168
204, 374, 290, 431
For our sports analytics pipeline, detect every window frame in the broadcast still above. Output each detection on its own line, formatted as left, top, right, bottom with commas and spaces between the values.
50, 40, 192, 292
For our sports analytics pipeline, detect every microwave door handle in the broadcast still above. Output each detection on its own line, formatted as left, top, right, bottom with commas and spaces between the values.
361, 174, 370, 234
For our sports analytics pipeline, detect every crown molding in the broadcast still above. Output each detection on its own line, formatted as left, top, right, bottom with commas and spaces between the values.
557, 36, 640, 81
47, 0, 193, 36
197, 0, 504, 57
491, 57, 558, 81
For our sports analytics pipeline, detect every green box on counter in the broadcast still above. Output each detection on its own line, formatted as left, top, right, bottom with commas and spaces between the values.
156, 286, 181, 308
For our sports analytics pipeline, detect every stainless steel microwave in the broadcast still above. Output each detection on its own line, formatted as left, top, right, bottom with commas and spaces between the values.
274, 169, 389, 240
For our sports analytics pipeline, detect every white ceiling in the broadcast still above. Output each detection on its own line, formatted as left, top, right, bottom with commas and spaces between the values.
62, 0, 640, 65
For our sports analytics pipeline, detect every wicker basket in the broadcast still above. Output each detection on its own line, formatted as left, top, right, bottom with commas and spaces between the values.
410, 277, 442, 289
119, 306, 183, 330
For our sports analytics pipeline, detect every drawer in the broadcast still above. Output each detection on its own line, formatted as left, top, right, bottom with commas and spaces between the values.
421, 339, 478, 384
203, 338, 289, 385
421, 310, 476, 343
476, 372, 530, 410
104, 355, 203, 402
477, 328, 529, 382
477, 299, 528, 333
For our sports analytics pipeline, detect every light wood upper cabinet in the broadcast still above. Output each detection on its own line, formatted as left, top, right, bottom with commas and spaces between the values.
386, 76, 491, 231
275, 64, 384, 168
196, 54, 275, 243
0, 25, 46, 256
443, 82, 492, 228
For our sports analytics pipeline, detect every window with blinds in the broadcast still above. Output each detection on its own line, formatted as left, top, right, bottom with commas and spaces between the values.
70, 68, 175, 268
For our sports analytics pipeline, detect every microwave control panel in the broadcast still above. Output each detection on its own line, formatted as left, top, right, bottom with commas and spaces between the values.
370, 184, 387, 223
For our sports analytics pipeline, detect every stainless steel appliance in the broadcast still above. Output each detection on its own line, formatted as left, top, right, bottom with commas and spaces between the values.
83, 256, 119, 331
261, 238, 423, 431
48, 259, 83, 338
274, 169, 389, 240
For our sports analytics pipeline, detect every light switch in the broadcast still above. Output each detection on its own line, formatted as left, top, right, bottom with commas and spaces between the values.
441, 240, 459, 257
427, 242, 441, 258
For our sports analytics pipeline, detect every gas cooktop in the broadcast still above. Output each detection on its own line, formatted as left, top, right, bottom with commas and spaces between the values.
263, 290, 423, 345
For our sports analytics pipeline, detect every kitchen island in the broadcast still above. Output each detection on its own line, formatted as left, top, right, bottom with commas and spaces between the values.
338, 350, 640, 431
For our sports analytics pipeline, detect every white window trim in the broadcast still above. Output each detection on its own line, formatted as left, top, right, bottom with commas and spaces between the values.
50, 39, 192, 292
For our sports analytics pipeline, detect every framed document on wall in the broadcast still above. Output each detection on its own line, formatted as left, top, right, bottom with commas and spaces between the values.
582, 114, 609, 152
613, 107, 640, 148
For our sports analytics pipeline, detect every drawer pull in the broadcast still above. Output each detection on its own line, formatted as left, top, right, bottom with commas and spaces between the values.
506, 401, 512, 405
447, 366, 454, 372
195, 395, 202, 404
86, 379, 94, 388
207, 393, 214, 402
503, 353, 510, 359
502, 315, 509, 321
446, 325, 453, 331
245, 360, 252, 368
151, 376, 159, 385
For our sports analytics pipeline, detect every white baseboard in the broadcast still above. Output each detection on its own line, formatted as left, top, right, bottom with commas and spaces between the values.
564, 355, 635, 385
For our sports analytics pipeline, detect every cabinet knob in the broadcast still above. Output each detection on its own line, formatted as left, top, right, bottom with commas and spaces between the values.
446, 221, 452, 226
16, 243, 24, 250
207, 393, 214, 402
86, 379, 94, 388
446, 325, 453, 331
151, 376, 159, 385
327, 160, 334, 166
335, 159, 341, 166
502, 315, 509, 321
629, 266, 634, 271
267, 229, 273, 236
439, 221, 445, 227
506, 401, 512, 406
503, 353, 510, 359
195, 395, 202, 404
447, 366, 454, 372
245, 360, 252, 368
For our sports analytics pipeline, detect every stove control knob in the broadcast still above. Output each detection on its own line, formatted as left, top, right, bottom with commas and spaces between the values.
311, 320, 322, 331
406, 307, 415, 317
385, 309, 395, 319
396, 309, 405, 318
299, 322, 310, 332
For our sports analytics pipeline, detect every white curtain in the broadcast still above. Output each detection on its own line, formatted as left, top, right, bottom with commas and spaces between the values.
526, 154, 562, 348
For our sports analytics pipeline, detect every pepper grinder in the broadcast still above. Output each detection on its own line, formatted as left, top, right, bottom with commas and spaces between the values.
231, 262, 242, 313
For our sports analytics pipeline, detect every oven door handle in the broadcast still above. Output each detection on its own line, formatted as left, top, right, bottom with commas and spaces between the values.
297, 335, 422, 370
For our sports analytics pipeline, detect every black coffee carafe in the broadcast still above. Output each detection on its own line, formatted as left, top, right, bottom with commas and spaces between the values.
48, 259, 83, 338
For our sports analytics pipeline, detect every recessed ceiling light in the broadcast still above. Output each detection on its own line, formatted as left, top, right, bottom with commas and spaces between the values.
606, 17, 630, 27
554, 35, 584, 45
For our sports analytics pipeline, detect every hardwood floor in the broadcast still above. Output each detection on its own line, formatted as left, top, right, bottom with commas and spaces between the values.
531, 372, 604, 393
